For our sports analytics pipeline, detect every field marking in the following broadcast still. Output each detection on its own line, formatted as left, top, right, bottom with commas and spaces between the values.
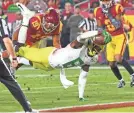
14, 101, 134, 113
16, 74, 50, 78
39, 101, 134, 112
0, 81, 133, 93
19, 66, 134, 70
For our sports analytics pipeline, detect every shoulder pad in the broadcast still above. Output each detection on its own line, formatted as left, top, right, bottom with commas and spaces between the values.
29, 15, 42, 30
115, 4, 124, 15
94, 7, 102, 19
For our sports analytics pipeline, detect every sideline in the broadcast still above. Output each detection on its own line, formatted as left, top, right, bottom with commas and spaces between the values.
39, 101, 134, 112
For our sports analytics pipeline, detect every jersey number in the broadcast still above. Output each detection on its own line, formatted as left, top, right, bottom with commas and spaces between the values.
32, 20, 40, 29
105, 19, 116, 32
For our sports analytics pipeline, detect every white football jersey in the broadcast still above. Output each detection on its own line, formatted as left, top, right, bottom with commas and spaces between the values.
49, 44, 95, 68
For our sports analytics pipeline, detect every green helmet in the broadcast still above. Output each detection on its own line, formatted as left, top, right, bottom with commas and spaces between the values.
87, 44, 105, 57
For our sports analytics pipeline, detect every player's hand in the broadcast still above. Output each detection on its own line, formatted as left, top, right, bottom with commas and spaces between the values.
11, 59, 18, 68
102, 30, 112, 44
123, 24, 130, 31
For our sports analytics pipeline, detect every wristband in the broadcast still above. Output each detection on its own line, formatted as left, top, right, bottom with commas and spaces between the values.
12, 58, 17, 60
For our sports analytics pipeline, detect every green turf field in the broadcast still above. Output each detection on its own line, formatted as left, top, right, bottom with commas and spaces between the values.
0, 67, 134, 112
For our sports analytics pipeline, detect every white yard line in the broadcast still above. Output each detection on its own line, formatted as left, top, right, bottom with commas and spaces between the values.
0, 81, 132, 93
19, 66, 134, 70
16, 74, 50, 78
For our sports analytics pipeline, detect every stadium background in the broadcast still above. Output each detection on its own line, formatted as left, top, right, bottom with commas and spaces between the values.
1, 0, 134, 64
0, 0, 134, 112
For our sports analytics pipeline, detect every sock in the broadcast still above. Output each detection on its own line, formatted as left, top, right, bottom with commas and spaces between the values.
120, 78, 124, 82
110, 66, 122, 80
17, 57, 30, 65
60, 68, 73, 89
78, 69, 88, 98
60, 68, 67, 81
121, 59, 134, 75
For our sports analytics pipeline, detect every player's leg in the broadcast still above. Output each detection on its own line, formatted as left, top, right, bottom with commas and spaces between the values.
14, 40, 45, 71
0, 61, 32, 112
17, 57, 30, 65
60, 68, 74, 89
18, 46, 54, 63
121, 59, 134, 87
78, 64, 89, 101
114, 34, 134, 87
109, 61, 125, 88
16, 3, 35, 44
106, 39, 125, 88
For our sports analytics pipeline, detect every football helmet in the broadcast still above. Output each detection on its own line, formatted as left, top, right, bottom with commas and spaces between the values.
100, 0, 115, 14
42, 8, 60, 33
88, 44, 104, 57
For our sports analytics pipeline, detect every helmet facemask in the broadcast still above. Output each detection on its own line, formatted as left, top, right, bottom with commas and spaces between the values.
100, 0, 114, 14
42, 17, 59, 33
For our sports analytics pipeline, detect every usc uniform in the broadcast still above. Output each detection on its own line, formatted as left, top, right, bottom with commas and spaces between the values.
12, 6, 63, 70
94, 4, 127, 61
13, 13, 62, 48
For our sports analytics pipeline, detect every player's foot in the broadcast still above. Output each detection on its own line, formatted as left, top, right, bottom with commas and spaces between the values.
130, 74, 134, 87
117, 80, 125, 88
26, 109, 39, 113
62, 80, 74, 89
16, 3, 35, 20
79, 98, 89, 101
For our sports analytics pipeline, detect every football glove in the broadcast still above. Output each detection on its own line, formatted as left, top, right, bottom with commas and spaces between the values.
102, 30, 112, 44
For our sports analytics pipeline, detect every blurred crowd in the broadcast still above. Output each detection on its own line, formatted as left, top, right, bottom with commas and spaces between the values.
0, 0, 87, 12
0, 0, 134, 12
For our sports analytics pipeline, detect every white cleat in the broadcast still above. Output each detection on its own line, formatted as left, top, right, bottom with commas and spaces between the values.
62, 80, 74, 89
60, 68, 74, 89
16, 3, 35, 19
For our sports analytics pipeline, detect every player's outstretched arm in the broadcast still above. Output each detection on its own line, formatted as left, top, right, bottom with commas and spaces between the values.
76, 31, 99, 43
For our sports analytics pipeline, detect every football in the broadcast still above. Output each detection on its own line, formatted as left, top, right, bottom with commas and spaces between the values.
92, 34, 105, 45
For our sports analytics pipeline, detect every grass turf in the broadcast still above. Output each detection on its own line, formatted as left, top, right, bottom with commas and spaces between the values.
0, 67, 134, 112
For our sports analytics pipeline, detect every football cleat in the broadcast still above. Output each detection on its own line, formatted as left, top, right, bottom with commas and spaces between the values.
79, 98, 89, 102
62, 80, 74, 89
117, 80, 125, 88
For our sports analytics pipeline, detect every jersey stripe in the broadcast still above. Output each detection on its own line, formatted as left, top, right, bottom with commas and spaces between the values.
79, 18, 97, 31
120, 33, 127, 56
0, 18, 9, 38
